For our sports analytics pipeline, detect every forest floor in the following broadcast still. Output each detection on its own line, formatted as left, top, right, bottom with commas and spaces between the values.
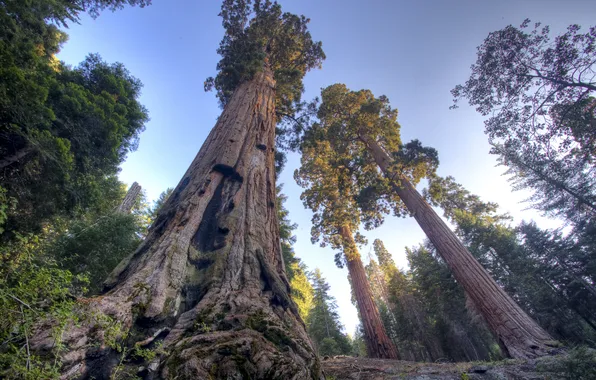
321, 352, 589, 379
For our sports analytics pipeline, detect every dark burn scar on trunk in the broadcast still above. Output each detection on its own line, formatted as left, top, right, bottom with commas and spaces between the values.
212, 163, 243, 183
182, 284, 209, 313
173, 176, 191, 201
189, 256, 215, 269
192, 164, 242, 253
192, 181, 226, 252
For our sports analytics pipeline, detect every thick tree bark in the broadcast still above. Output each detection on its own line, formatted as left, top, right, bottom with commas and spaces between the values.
359, 135, 556, 360
32, 69, 322, 379
339, 225, 399, 360
117, 181, 142, 214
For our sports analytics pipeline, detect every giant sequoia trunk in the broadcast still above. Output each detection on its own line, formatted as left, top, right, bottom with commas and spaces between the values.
340, 225, 399, 360
360, 135, 556, 359
33, 69, 322, 379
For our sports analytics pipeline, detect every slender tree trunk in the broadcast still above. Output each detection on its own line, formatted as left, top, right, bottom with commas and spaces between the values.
360, 135, 556, 359
32, 69, 322, 379
117, 181, 142, 214
0, 146, 33, 170
339, 225, 399, 360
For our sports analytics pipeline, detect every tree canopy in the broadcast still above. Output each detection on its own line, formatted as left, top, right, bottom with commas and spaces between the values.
0, 52, 149, 236
425, 175, 596, 346
0, 0, 150, 237
295, 84, 439, 265
205, 0, 324, 120
452, 20, 596, 224
307, 268, 353, 356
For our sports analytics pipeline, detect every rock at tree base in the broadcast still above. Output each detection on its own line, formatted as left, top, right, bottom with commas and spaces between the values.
321, 353, 579, 379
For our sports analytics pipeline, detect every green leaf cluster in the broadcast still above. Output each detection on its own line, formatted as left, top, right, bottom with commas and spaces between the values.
0, 1, 150, 238
296, 84, 438, 266
425, 175, 596, 348
452, 20, 596, 226
276, 186, 352, 354
0, 233, 88, 379
306, 269, 352, 356
205, 0, 324, 120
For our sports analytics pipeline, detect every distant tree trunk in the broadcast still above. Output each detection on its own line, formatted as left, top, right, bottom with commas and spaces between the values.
117, 181, 142, 213
339, 225, 399, 360
32, 69, 322, 379
359, 135, 555, 360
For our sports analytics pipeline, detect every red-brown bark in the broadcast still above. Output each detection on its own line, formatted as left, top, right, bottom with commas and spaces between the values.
32, 69, 322, 379
340, 225, 399, 360
360, 135, 556, 359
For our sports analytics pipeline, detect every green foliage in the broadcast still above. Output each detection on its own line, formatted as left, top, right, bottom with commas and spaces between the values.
289, 261, 314, 322
424, 176, 499, 220
205, 0, 324, 121
406, 243, 501, 361
307, 269, 352, 356
132, 342, 165, 362
296, 84, 438, 267
146, 187, 173, 227
0, 232, 88, 379
0, 53, 149, 237
0, 187, 17, 234
425, 175, 596, 347
295, 136, 368, 265
365, 238, 489, 362
0, 1, 154, 377
0, 1, 150, 238
276, 185, 315, 322
349, 324, 367, 357
1, 0, 151, 27
514, 222, 596, 344
539, 346, 596, 379
47, 212, 143, 294
452, 20, 596, 225
278, 185, 352, 356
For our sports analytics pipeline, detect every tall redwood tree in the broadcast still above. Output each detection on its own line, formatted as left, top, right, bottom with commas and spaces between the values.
311, 84, 557, 359
295, 137, 399, 359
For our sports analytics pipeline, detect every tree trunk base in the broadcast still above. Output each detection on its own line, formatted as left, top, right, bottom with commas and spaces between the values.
32, 292, 320, 379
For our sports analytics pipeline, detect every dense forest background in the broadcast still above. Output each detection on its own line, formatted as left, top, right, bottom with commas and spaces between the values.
0, 0, 595, 378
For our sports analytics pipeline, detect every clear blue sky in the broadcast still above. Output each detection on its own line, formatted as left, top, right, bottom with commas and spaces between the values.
57, 0, 596, 336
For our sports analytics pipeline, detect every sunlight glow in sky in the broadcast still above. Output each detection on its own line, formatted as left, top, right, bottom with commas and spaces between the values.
57, 0, 596, 336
